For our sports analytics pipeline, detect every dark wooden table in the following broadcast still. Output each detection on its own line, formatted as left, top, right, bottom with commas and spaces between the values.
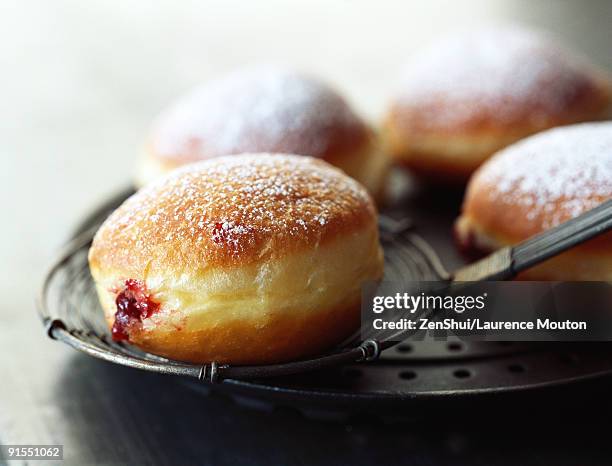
2, 1, 611, 464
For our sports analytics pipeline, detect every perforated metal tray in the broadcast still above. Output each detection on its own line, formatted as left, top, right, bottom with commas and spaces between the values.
39, 181, 612, 421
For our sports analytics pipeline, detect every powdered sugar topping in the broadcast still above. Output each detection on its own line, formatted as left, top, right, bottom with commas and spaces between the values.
100, 154, 373, 263
479, 122, 612, 228
397, 26, 600, 128
152, 66, 364, 160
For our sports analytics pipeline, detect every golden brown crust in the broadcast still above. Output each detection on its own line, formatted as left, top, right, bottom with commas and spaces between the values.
145, 66, 371, 169
91, 153, 377, 276
104, 297, 361, 365
457, 122, 612, 261
385, 74, 610, 139
460, 187, 612, 253
383, 27, 612, 178
91, 220, 383, 363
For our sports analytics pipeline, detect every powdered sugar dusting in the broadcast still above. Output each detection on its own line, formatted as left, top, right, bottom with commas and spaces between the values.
397, 26, 601, 128
98, 154, 374, 265
479, 122, 612, 228
152, 66, 364, 160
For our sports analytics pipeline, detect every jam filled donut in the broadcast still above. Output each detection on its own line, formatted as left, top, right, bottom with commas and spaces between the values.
137, 66, 388, 198
456, 122, 612, 280
90, 154, 384, 364
383, 26, 611, 181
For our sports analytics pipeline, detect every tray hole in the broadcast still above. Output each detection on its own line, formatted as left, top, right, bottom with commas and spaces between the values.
396, 344, 413, 353
447, 342, 463, 352
343, 368, 363, 379
399, 370, 417, 380
453, 369, 471, 379
508, 364, 525, 374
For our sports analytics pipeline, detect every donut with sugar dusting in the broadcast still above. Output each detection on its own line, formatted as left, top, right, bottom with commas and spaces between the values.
90, 153, 384, 364
383, 26, 611, 181
456, 122, 612, 280
137, 66, 388, 198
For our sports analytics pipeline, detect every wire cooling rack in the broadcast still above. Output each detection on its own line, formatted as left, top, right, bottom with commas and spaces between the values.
37, 188, 612, 416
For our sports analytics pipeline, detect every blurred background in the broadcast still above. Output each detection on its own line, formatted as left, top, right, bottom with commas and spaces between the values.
1, 1, 611, 464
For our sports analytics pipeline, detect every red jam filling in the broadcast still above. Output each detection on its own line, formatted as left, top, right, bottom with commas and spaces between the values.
211, 222, 226, 244
112, 279, 160, 342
